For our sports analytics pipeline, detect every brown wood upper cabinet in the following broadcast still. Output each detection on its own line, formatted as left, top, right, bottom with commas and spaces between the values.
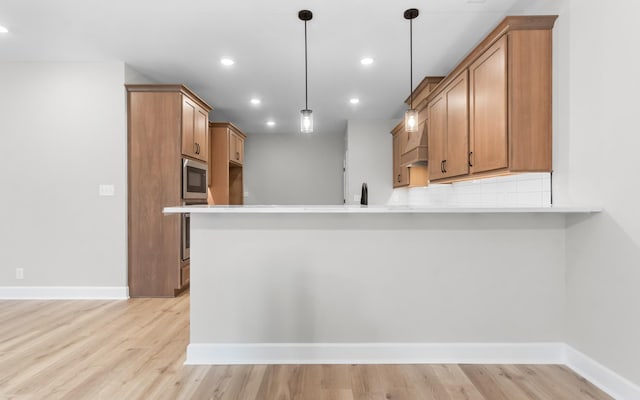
182, 96, 209, 162
428, 71, 470, 181
209, 122, 247, 205
469, 35, 508, 174
228, 130, 244, 166
425, 15, 557, 183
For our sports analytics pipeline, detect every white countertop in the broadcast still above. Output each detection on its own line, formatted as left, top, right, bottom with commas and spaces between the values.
163, 204, 602, 214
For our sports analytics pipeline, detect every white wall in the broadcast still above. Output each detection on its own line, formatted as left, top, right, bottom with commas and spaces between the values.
124, 64, 156, 84
513, 0, 640, 387
243, 133, 345, 205
191, 213, 566, 344
345, 119, 397, 205
563, 0, 640, 387
0, 62, 128, 288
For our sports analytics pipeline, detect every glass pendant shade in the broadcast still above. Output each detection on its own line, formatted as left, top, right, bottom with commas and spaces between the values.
405, 109, 419, 132
300, 109, 314, 133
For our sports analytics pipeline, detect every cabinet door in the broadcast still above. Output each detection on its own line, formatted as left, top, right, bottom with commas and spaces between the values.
399, 130, 409, 186
469, 35, 508, 173
428, 92, 446, 181
181, 97, 196, 158
392, 133, 401, 187
228, 132, 244, 165
228, 131, 237, 164
193, 106, 208, 162
443, 72, 469, 179
392, 133, 409, 187
236, 136, 244, 165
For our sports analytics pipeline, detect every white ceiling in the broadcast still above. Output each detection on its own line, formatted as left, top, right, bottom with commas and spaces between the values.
0, 0, 541, 135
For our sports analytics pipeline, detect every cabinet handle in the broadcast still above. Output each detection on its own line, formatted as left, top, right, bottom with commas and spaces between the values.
440, 160, 444, 173
397, 174, 401, 183
468, 152, 473, 167
193, 143, 198, 154
236, 151, 239, 160
443, 160, 447, 173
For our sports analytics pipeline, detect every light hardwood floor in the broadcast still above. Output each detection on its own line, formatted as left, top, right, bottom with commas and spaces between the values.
0, 294, 612, 400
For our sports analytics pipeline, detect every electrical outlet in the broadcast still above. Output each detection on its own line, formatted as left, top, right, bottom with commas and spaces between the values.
16, 268, 24, 280
243, 191, 249, 197
99, 184, 115, 196
354, 194, 361, 202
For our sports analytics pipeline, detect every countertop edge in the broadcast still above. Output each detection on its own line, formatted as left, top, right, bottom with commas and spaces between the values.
163, 205, 603, 214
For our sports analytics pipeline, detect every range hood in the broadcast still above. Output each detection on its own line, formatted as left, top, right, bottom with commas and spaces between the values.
400, 118, 428, 167
400, 76, 443, 168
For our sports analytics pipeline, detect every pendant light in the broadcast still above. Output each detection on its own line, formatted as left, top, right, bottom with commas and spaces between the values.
404, 8, 419, 133
299, 9, 314, 134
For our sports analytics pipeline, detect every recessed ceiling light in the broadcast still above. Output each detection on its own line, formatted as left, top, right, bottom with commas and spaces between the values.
220, 58, 234, 66
266, 120, 275, 127
360, 57, 374, 65
350, 98, 360, 104
250, 98, 261, 105
0, 26, 8, 34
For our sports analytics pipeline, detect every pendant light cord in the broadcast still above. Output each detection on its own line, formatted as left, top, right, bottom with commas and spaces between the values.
410, 17, 413, 110
305, 19, 308, 110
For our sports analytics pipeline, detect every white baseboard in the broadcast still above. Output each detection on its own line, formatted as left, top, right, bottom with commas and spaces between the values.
565, 345, 640, 400
0, 286, 129, 300
185, 342, 565, 365
186, 342, 640, 399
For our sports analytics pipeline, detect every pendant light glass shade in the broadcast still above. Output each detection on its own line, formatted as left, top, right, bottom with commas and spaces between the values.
405, 109, 419, 132
299, 10, 313, 134
404, 8, 419, 134
300, 109, 314, 133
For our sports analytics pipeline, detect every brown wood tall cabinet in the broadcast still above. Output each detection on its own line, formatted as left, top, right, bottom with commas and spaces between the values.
127, 84, 212, 297
209, 122, 246, 205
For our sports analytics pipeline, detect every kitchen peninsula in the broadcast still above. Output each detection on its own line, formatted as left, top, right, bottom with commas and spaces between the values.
164, 204, 600, 364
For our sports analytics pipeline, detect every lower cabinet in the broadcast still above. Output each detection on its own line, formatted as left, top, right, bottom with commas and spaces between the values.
181, 263, 190, 287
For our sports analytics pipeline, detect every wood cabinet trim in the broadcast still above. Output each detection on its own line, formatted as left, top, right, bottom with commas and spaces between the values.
126, 84, 213, 112
210, 121, 247, 139
404, 76, 445, 105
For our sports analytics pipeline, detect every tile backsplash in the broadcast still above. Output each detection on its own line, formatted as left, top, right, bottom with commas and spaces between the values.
387, 173, 552, 207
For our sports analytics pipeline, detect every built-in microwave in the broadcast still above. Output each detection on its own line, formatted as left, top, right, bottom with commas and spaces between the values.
182, 158, 208, 201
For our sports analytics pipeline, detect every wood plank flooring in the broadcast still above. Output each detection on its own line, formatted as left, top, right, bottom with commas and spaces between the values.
0, 294, 612, 400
